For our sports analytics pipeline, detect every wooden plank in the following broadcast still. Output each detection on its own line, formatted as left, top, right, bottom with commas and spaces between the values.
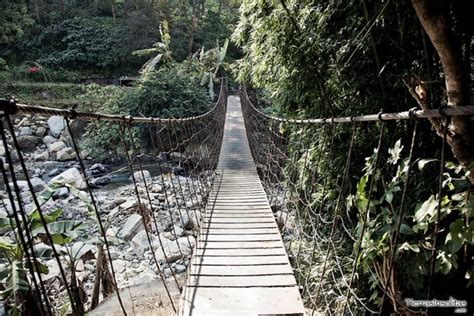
186, 274, 297, 287
194, 248, 287, 257
189, 264, 293, 276
179, 287, 304, 316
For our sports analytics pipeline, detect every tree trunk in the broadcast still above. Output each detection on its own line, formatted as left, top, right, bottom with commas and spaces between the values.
187, 0, 198, 57
111, 0, 116, 24
411, 0, 474, 184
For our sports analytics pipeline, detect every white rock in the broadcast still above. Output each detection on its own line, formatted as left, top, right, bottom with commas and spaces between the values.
42, 135, 57, 146
56, 147, 75, 161
30, 177, 47, 192
0, 145, 5, 156
36, 126, 47, 137
34, 150, 49, 161
18, 127, 32, 136
8, 180, 28, 192
131, 230, 159, 256
154, 235, 194, 263
175, 264, 186, 274
118, 199, 137, 211
112, 259, 127, 273
47, 116, 66, 138
49, 167, 86, 190
129, 170, 151, 182
48, 141, 66, 154
118, 214, 144, 240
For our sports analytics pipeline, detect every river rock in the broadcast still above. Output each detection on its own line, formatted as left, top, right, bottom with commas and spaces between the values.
18, 126, 32, 136
155, 236, 194, 263
129, 170, 151, 182
47, 116, 65, 138
17, 135, 41, 152
175, 264, 186, 274
49, 167, 86, 190
112, 259, 127, 273
131, 230, 159, 256
56, 147, 75, 161
34, 150, 49, 161
35, 126, 47, 137
31, 177, 47, 192
52, 187, 69, 200
42, 135, 57, 146
92, 176, 111, 187
118, 214, 144, 240
90, 163, 106, 174
48, 141, 66, 155
8, 180, 28, 192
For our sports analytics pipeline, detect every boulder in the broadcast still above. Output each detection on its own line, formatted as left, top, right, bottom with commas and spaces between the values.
131, 230, 159, 256
35, 126, 47, 137
8, 180, 28, 192
52, 187, 69, 200
34, 150, 49, 161
90, 163, 107, 174
129, 170, 151, 182
47, 116, 65, 138
56, 147, 75, 161
113, 197, 127, 205
154, 236, 194, 263
0, 145, 5, 156
118, 214, 144, 240
18, 127, 32, 136
49, 167, 86, 190
31, 177, 47, 193
118, 199, 137, 211
48, 141, 66, 155
91, 176, 111, 187
42, 135, 57, 146
17, 135, 41, 152
175, 264, 186, 274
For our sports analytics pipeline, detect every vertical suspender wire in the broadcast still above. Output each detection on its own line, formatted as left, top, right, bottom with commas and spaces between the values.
376, 118, 418, 314
427, 117, 449, 301
154, 126, 185, 258
4, 114, 78, 315
285, 124, 311, 251
118, 122, 177, 312
313, 123, 337, 233
180, 121, 203, 231
297, 127, 328, 298
0, 130, 50, 315
164, 119, 194, 250
124, 123, 182, 289
64, 116, 127, 315
340, 121, 384, 312
310, 123, 356, 315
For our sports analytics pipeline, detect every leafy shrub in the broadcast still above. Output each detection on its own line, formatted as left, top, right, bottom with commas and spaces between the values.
80, 65, 210, 159
120, 64, 211, 118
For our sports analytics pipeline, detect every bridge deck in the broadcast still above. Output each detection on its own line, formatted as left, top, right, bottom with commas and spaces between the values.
179, 96, 304, 315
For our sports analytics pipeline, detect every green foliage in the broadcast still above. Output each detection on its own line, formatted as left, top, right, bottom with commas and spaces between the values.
232, 0, 435, 117
349, 140, 473, 306
0, 1, 33, 45
34, 17, 130, 71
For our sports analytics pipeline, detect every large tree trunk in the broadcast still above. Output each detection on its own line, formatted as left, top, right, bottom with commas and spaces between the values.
187, 0, 198, 58
411, 0, 474, 184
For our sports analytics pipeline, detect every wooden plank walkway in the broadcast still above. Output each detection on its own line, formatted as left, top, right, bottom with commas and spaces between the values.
178, 96, 305, 316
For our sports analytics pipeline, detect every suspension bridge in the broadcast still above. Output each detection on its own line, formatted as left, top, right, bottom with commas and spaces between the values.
1, 83, 473, 315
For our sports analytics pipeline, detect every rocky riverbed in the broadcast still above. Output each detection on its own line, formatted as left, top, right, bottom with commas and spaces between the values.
0, 114, 209, 313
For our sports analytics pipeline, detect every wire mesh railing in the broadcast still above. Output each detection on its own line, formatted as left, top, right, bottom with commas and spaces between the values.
0, 82, 227, 315
241, 86, 474, 315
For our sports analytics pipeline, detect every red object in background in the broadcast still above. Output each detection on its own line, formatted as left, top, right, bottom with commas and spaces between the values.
27, 66, 40, 73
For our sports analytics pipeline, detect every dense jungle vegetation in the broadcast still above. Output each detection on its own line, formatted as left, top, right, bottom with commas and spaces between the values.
0, 0, 473, 314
